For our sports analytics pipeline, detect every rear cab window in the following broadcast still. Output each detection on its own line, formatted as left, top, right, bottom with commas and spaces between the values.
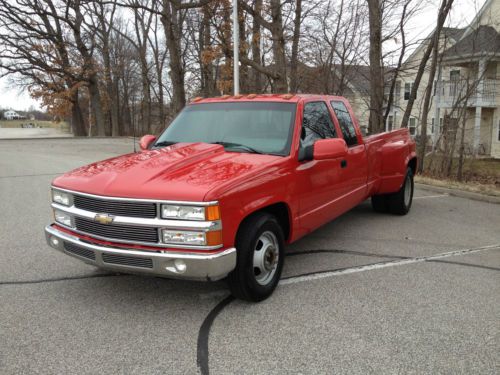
330, 101, 358, 147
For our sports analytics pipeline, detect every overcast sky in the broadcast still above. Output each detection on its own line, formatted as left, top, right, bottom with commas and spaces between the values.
0, 0, 485, 112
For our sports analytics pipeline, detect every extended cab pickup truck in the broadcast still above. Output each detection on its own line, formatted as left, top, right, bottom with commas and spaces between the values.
45, 94, 416, 301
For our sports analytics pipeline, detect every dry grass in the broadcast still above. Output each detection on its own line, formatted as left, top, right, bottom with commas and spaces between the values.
415, 175, 500, 197
0, 119, 69, 130
422, 155, 500, 186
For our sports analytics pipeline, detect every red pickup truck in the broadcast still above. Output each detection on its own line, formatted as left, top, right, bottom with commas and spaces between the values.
45, 94, 416, 301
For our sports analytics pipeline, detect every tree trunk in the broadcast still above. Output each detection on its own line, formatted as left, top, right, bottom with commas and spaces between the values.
289, 0, 302, 93
251, 0, 262, 92
366, 0, 384, 134
111, 77, 120, 136
417, 24, 441, 173
162, 1, 186, 115
269, 0, 288, 93
200, 5, 215, 97
71, 89, 86, 136
87, 75, 106, 137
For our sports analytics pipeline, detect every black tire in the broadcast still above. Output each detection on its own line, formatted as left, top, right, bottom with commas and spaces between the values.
371, 194, 389, 213
387, 167, 414, 215
227, 213, 285, 302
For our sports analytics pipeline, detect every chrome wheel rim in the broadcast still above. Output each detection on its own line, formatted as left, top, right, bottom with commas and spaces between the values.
253, 231, 279, 286
404, 175, 412, 207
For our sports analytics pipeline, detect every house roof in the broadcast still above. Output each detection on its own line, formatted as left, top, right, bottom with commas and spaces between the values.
294, 62, 376, 97
441, 27, 466, 41
442, 25, 500, 60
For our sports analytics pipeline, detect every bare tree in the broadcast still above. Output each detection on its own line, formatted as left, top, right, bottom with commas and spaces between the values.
400, 0, 454, 129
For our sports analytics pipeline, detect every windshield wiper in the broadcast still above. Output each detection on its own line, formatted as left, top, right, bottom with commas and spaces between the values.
154, 141, 177, 148
211, 141, 264, 154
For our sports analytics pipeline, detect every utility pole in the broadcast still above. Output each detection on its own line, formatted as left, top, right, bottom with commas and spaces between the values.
232, 0, 240, 95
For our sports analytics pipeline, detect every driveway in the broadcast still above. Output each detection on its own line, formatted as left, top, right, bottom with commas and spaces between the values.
1, 138, 498, 374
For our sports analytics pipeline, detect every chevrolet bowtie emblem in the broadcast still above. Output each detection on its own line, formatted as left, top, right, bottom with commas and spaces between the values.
94, 213, 114, 225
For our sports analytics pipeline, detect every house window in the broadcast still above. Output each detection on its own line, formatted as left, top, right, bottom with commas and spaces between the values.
395, 81, 401, 106
387, 115, 393, 131
439, 118, 443, 133
431, 118, 435, 134
450, 70, 460, 80
409, 118, 416, 135
449, 70, 460, 96
404, 82, 416, 100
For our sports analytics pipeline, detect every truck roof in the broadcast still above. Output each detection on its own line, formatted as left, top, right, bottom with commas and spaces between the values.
191, 93, 347, 105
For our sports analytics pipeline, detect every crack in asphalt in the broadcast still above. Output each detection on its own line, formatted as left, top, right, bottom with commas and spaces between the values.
0, 273, 122, 285
196, 295, 235, 375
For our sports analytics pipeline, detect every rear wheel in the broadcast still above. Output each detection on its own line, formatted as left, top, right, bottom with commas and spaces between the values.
227, 213, 285, 302
387, 167, 414, 215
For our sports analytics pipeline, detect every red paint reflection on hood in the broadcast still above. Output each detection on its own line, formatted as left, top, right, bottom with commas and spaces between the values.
53, 142, 281, 201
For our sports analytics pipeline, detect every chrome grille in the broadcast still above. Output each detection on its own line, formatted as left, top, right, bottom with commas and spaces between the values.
73, 195, 157, 218
64, 242, 96, 261
102, 253, 153, 269
74, 217, 159, 243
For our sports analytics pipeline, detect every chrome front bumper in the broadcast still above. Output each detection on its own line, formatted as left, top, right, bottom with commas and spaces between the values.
45, 225, 236, 281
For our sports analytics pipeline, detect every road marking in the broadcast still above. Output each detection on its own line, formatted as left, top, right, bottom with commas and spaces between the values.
413, 194, 448, 199
280, 244, 500, 286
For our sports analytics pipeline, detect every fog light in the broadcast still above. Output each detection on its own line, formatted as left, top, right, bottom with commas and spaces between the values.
50, 237, 60, 247
174, 259, 186, 273
165, 259, 187, 274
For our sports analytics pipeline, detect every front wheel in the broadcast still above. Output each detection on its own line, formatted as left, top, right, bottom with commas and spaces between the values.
387, 167, 414, 215
227, 213, 285, 302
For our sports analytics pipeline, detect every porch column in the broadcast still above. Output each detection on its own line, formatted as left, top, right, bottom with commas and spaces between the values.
473, 59, 486, 153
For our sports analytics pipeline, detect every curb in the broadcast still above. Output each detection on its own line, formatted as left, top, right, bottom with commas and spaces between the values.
415, 183, 500, 204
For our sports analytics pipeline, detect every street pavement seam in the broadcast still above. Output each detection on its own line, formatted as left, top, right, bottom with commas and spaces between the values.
280, 243, 500, 285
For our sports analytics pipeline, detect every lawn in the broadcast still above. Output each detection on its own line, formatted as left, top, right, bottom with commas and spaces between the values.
419, 154, 500, 196
0, 119, 69, 131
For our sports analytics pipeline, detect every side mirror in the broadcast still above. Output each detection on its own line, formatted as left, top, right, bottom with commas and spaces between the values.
139, 135, 157, 150
313, 138, 348, 160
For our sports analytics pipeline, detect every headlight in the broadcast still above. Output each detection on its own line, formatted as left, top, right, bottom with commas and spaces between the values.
161, 204, 220, 221
54, 210, 73, 227
162, 230, 207, 245
52, 189, 71, 206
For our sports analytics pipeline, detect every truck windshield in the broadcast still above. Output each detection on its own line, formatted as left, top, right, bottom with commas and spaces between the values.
154, 102, 297, 156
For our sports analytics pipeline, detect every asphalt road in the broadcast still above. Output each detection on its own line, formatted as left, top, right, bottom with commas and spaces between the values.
1, 138, 499, 374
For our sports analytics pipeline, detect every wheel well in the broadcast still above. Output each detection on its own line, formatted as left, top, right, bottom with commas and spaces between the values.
238, 202, 291, 242
408, 157, 417, 175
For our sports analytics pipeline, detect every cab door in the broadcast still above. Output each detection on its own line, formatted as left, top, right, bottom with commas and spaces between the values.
295, 101, 345, 232
329, 99, 368, 206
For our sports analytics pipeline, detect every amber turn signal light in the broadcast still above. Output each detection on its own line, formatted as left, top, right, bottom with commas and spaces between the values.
206, 230, 223, 246
205, 205, 221, 221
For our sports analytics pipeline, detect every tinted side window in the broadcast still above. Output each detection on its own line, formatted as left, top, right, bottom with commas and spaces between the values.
331, 101, 358, 146
301, 101, 336, 148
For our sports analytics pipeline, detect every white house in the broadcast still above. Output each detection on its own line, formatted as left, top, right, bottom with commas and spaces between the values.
3, 110, 21, 120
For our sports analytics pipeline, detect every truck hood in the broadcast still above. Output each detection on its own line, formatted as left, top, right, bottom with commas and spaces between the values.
52, 142, 282, 201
